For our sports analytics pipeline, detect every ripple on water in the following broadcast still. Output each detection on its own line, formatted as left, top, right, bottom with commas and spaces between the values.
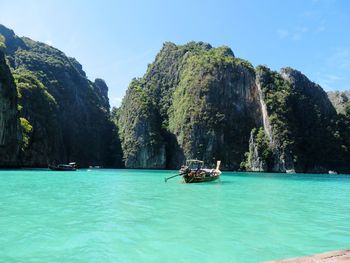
0, 170, 350, 262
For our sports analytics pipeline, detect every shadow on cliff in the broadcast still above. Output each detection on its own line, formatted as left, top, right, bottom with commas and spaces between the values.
163, 131, 185, 169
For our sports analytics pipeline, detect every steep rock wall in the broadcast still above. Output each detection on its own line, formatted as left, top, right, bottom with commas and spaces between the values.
248, 66, 342, 173
327, 90, 350, 114
0, 24, 122, 167
119, 42, 262, 169
168, 47, 261, 169
0, 51, 20, 166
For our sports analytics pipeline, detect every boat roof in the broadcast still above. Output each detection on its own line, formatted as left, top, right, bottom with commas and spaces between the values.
186, 159, 204, 163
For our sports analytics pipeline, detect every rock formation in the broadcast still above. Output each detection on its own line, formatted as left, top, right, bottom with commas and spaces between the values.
1, 23, 349, 173
327, 90, 350, 114
118, 42, 262, 169
0, 24, 122, 167
0, 50, 20, 167
246, 66, 346, 173
120, 43, 350, 173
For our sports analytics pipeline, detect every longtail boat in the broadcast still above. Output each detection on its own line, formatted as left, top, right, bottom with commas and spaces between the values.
180, 159, 221, 183
48, 162, 77, 171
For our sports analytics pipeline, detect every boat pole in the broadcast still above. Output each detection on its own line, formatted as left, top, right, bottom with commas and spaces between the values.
165, 171, 186, 183
164, 174, 180, 183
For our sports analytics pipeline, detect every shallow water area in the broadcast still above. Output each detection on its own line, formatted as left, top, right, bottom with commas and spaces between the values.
0, 169, 350, 262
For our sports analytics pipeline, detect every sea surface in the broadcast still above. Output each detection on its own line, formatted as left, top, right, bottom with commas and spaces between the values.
0, 169, 350, 263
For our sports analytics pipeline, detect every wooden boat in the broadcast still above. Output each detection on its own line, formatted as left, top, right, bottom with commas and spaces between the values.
180, 160, 221, 183
48, 162, 77, 171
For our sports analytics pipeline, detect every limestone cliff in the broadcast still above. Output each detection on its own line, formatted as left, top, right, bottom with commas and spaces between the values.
327, 91, 350, 114
118, 79, 166, 168
0, 24, 122, 167
246, 66, 342, 173
168, 46, 261, 169
119, 42, 262, 169
245, 128, 271, 172
1, 24, 349, 172
0, 51, 20, 166
120, 42, 350, 172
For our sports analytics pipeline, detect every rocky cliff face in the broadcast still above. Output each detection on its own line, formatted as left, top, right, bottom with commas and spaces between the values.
245, 128, 271, 172
246, 66, 344, 173
0, 51, 20, 167
168, 46, 261, 169
119, 42, 262, 169
94, 78, 110, 109
327, 91, 350, 114
118, 79, 166, 168
0, 24, 122, 167
253, 67, 295, 172
1, 24, 349, 172
120, 42, 350, 172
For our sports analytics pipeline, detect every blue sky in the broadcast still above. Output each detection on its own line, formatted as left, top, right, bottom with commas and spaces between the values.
1, 0, 349, 107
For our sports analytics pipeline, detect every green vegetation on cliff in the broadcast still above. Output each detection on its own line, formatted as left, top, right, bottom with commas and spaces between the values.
19, 117, 32, 151
0, 34, 5, 50
13, 69, 60, 163
118, 41, 350, 172
1, 23, 350, 172
0, 50, 20, 166
119, 42, 260, 169
256, 66, 294, 150
168, 45, 258, 168
0, 24, 122, 167
117, 79, 165, 168
241, 127, 273, 171
244, 66, 349, 173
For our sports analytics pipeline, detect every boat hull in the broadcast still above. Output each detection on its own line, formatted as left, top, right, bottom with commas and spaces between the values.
179, 160, 222, 184
48, 165, 76, 171
181, 168, 221, 183
183, 174, 220, 183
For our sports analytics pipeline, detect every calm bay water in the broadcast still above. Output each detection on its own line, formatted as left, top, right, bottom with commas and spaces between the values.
0, 169, 350, 262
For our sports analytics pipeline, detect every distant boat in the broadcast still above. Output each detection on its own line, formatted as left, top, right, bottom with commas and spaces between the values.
48, 162, 77, 171
286, 169, 296, 174
179, 159, 221, 183
328, 170, 338, 174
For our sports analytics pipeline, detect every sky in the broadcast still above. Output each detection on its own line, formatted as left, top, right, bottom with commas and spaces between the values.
1, 0, 349, 107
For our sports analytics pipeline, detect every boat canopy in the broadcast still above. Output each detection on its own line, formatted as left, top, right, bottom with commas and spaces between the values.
186, 159, 203, 163
186, 159, 203, 164
186, 159, 204, 169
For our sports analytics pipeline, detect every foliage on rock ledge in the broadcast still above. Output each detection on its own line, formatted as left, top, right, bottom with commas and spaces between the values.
0, 24, 123, 167
119, 42, 259, 169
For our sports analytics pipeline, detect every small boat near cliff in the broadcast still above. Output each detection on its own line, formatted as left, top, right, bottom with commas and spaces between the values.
48, 162, 77, 171
328, 170, 338, 174
179, 159, 221, 183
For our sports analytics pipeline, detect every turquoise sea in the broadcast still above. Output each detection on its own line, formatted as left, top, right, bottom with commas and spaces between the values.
0, 169, 350, 263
